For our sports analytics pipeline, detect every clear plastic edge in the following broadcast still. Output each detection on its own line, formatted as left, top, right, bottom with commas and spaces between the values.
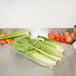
2, 41, 74, 70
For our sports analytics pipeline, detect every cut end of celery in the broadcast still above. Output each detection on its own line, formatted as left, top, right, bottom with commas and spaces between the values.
56, 61, 58, 64
62, 51, 65, 54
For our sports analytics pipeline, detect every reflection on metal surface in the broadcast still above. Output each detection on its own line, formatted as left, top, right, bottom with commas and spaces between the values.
0, 28, 28, 33
48, 28, 73, 34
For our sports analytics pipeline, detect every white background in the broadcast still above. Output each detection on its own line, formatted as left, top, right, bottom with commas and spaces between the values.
0, 0, 76, 28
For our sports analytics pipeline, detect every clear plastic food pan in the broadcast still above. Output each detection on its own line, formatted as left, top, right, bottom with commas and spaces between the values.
4, 39, 74, 70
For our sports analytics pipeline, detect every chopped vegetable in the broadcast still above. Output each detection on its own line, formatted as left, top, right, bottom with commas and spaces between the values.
55, 38, 61, 42
0, 30, 30, 40
61, 37, 66, 42
48, 33, 53, 38
48, 32, 56, 40
1, 33, 6, 36
6, 38, 14, 43
71, 32, 75, 40
10, 38, 14, 42
49, 35, 56, 40
55, 32, 61, 38
38, 36, 64, 54
38, 35, 62, 45
0, 40, 7, 45
64, 32, 70, 37
12, 41, 57, 65
57, 35, 61, 38
26, 50, 57, 65
11, 35, 64, 66
66, 36, 73, 43
47, 31, 75, 43
11, 38, 58, 65
6, 39, 11, 43
28, 38, 63, 58
12, 37, 63, 59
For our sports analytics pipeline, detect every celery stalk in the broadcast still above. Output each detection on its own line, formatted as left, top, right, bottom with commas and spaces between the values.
26, 50, 57, 65
38, 36, 64, 53
0, 30, 30, 40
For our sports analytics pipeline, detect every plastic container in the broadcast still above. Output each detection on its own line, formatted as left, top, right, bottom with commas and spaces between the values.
4, 40, 74, 70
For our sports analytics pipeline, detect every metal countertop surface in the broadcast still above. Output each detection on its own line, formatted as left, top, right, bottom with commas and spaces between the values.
0, 43, 76, 76
0, 29, 76, 76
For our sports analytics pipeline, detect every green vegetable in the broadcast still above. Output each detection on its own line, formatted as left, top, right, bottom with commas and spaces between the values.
12, 38, 63, 60
27, 38, 63, 58
38, 36, 64, 53
44, 41, 64, 54
11, 37, 64, 65
26, 50, 57, 65
12, 40, 57, 65
38, 35, 61, 45
0, 30, 30, 40
11, 39, 33, 53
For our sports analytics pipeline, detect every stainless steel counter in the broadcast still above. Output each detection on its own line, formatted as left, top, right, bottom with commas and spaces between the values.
0, 46, 53, 76
0, 29, 76, 76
